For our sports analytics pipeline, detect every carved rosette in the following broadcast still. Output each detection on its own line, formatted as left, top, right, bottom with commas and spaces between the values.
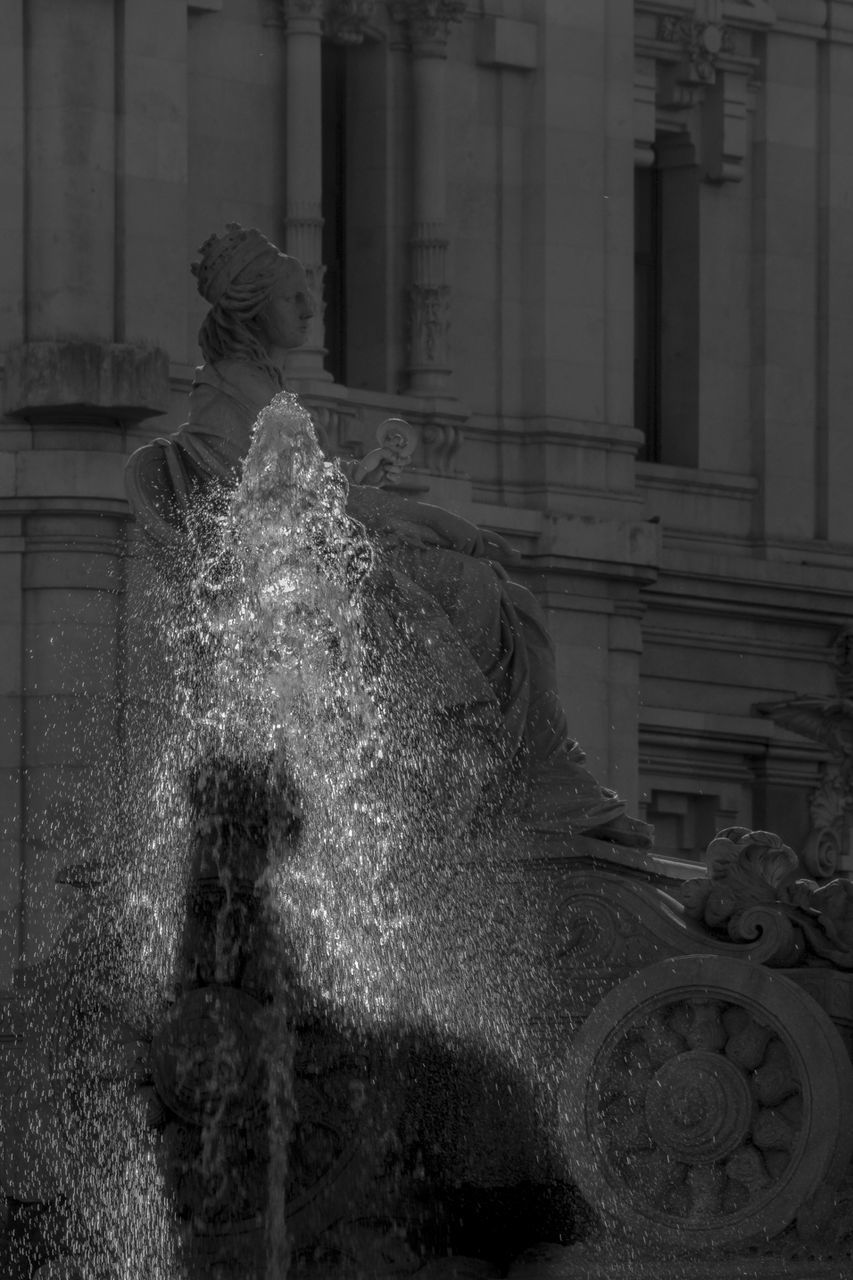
565, 955, 853, 1251
150, 986, 268, 1125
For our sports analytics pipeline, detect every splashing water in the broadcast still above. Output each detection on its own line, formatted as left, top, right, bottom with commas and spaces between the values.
8, 389, 574, 1277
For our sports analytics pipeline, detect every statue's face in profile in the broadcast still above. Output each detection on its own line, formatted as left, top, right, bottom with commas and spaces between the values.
257, 258, 314, 356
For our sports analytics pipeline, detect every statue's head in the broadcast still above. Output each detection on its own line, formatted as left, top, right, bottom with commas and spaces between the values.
192, 224, 314, 380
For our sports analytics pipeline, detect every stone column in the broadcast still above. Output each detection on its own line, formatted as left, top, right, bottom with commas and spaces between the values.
393, 0, 465, 396
751, 28, 819, 543
282, 0, 331, 381
819, 15, 853, 544
25, 0, 116, 341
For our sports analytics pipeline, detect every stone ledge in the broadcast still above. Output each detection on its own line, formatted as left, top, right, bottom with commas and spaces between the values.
3, 341, 170, 424
549, 1244, 851, 1279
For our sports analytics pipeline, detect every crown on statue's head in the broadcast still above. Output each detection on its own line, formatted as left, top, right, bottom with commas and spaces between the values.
191, 223, 283, 306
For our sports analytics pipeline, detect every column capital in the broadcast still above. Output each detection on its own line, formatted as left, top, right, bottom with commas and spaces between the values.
282, 0, 377, 42
281, 0, 325, 34
390, 0, 466, 57
325, 0, 377, 44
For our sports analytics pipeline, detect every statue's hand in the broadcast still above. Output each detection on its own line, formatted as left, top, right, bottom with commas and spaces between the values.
351, 447, 404, 488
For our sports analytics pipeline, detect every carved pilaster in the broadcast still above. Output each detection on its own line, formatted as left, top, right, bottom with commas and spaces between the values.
408, 283, 450, 378
408, 225, 450, 380
393, 5, 464, 397
283, 205, 326, 341
281, 0, 330, 379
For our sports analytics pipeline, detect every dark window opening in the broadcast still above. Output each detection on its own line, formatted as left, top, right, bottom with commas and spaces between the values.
634, 133, 701, 468
634, 163, 662, 462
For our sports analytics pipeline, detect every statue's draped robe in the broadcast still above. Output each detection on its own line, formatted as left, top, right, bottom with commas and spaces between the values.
125, 360, 625, 832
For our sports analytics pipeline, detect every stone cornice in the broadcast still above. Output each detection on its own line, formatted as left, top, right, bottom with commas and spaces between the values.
636, 1, 775, 30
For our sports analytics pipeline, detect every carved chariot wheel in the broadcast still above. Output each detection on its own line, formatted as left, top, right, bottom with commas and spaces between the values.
564, 955, 853, 1251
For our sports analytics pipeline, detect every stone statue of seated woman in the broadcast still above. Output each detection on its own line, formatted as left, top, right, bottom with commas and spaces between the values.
124, 224, 651, 850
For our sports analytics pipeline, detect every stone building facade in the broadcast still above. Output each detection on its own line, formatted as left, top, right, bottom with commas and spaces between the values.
1, 0, 853, 989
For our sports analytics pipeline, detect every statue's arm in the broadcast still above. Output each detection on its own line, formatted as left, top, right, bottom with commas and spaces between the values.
345, 485, 514, 559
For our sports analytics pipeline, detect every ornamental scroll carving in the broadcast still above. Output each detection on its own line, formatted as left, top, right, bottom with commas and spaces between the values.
679, 826, 853, 970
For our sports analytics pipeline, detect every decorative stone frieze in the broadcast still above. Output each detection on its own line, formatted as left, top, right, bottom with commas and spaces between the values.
391, 4, 465, 397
